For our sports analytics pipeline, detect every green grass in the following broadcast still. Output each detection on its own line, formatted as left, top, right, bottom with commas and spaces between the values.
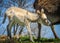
0, 36, 60, 43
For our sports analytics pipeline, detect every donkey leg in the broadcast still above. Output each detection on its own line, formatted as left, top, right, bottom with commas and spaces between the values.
25, 19, 34, 42
51, 25, 59, 38
19, 26, 24, 35
37, 23, 41, 40
7, 23, 11, 38
13, 24, 19, 36
7, 20, 14, 38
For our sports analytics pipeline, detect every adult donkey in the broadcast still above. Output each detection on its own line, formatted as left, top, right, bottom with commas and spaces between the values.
2, 7, 50, 42
34, 0, 60, 39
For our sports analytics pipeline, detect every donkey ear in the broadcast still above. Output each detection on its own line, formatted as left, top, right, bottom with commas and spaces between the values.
41, 8, 44, 13
36, 10, 40, 14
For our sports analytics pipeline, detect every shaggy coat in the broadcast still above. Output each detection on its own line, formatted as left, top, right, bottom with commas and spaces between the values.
34, 0, 60, 24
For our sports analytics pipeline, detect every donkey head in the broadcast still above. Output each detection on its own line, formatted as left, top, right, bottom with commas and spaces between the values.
37, 8, 50, 26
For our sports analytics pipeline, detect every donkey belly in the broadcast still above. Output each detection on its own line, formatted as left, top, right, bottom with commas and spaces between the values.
13, 16, 25, 27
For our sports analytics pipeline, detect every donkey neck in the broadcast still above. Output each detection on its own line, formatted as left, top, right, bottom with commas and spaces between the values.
25, 11, 39, 22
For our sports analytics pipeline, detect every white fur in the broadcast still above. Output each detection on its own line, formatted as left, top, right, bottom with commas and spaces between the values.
3, 7, 49, 42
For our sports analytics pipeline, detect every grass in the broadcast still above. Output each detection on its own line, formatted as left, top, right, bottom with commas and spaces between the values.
0, 36, 60, 43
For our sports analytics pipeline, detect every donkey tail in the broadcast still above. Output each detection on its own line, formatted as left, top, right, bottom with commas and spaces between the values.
2, 13, 7, 24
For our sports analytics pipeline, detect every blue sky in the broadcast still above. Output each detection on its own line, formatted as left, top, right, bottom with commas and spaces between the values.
0, 0, 60, 38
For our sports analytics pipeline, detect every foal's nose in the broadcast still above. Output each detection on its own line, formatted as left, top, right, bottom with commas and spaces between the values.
45, 19, 51, 26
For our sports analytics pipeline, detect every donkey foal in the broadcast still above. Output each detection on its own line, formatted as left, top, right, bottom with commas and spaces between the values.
2, 7, 50, 42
